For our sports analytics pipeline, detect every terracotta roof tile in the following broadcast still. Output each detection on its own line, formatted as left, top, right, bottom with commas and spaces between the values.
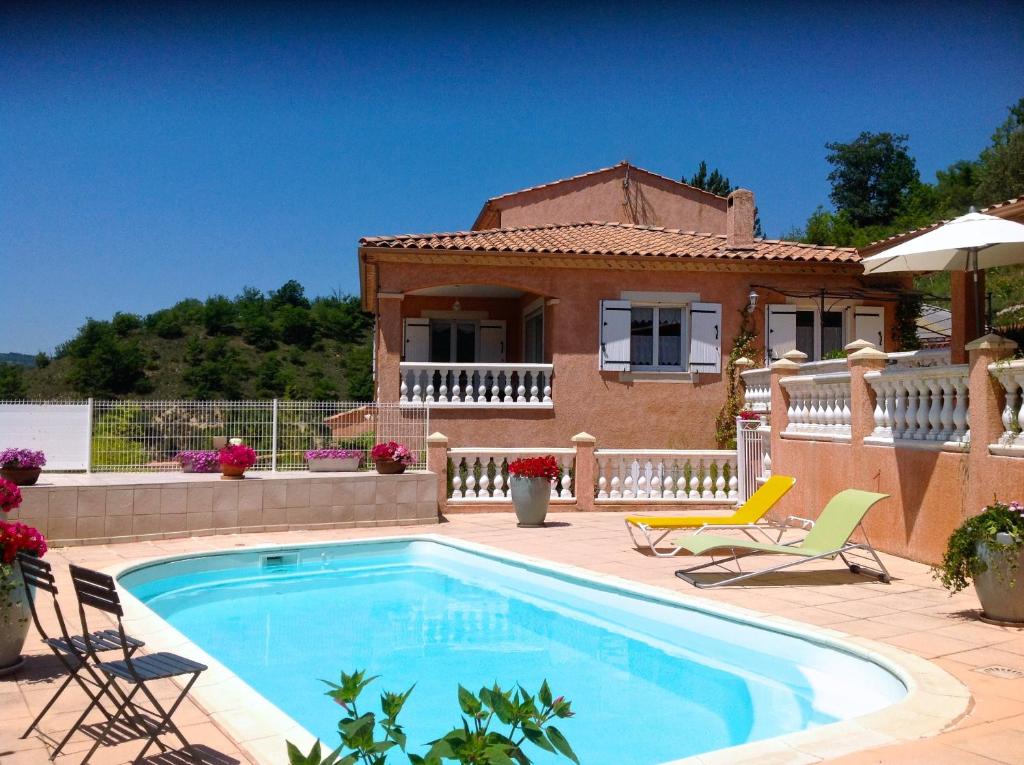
360, 221, 860, 263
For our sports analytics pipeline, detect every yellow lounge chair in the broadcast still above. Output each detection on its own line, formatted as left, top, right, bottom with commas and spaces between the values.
625, 475, 799, 557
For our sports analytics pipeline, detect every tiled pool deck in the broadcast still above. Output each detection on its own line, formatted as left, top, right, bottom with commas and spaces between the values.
3, 512, 1023, 765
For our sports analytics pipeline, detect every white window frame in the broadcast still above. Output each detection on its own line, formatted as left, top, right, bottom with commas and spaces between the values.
522, 299, 545, 364
766, 300, 872, 362
629, 304, 689, 371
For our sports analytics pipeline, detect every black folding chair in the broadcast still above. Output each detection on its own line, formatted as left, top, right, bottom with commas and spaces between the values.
16, 552, 146, 759
69, 563, 208, 765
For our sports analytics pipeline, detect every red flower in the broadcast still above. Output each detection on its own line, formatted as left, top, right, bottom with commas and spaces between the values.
0, 520, 47, 563
0, 478, 22, 514
508, 456, 560, 481
218, 444, 258, 469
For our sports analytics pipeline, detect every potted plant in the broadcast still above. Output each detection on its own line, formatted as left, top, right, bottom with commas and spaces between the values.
0, 478, 47, 674
934, 499, 1024, 624
0, 449, 46, 486
218, 443, 258, 480
371, 442, 414, 475
508, 455, 559, 528
305, 448, 363, 472
174, 450, 220, 473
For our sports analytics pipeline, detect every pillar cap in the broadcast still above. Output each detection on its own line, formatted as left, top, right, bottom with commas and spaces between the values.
782, 349, 808, 362
770, 359, 801, 371
965, 333, 1019, 352
848, 347, 888, 362
844, 338, 876, 352
734, 356, 755, 368
571, 432, 596, 444
426, 432, 449, 444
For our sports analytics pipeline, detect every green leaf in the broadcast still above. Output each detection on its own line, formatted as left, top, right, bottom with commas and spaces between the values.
545, 726, 579, 764
285, 740, 318, 765
483, 744, 517, 765
520, 721, 554, 752
458, 684, 482, 716
489, 689, 516, 725
538, 680, 552, 708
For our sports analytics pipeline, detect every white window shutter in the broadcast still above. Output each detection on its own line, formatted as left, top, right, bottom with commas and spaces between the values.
402, 318, 430, 362
599, 300, 631, 371
689, 302, 722, 374
478, 320, 507, 363
767, 305, 797, 362
854, 307, 885, 350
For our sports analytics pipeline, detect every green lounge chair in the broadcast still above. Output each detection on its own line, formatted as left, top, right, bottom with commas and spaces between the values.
673, 489, 891, 588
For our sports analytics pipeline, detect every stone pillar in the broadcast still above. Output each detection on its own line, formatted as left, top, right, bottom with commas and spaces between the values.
376, 292, 405, 402
965, 334, 1018, 505
847, 347, 888, 444
951, 271, 986, 364
426, 431, 449, 515
768, 358, 800, 441
571, 432, 596, 512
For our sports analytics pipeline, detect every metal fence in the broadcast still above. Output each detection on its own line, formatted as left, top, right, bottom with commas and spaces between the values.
1, 400, 428, 472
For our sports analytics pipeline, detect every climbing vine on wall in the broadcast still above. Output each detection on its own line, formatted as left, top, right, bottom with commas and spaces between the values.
714, 309, 757, 449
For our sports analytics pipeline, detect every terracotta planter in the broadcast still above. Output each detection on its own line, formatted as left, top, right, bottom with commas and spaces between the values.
510, 476, 551, 527
374, 458, 406, 475
974, 537, 1024, 624
0, 468, 41, 486
220, 464, 247, 480
308, 456, 361, 472
0, 561, 31, 675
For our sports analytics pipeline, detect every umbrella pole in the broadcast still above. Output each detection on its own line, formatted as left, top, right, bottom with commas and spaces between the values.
971, 248, 982, 340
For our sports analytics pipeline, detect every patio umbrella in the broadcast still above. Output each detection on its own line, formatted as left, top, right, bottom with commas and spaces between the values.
860, 209, 1024, 336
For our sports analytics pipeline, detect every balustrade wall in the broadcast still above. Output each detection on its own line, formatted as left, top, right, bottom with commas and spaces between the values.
864, 366, 970, 449
400, 363, 554, 407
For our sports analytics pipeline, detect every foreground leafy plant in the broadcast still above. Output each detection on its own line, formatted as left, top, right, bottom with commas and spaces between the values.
287, 670, 577, 765
934, 499, 1024, 594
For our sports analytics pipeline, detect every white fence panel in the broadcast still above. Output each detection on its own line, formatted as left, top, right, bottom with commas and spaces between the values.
0, 400, 91, 470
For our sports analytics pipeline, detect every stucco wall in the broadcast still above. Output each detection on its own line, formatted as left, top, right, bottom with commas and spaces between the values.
496, 171, 728, 233
376, 261, 899, 449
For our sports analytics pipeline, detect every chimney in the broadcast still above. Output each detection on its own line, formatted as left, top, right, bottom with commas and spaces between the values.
726, 189, 756, 249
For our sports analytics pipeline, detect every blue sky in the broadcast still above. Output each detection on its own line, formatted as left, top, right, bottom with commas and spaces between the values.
3, 1, 1023, 353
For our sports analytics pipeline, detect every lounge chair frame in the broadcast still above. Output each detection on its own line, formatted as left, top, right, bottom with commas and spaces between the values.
674, 521, 891, 588
69, 564, 207, 765
627, 514, 815, 557
16, 552, 145, 759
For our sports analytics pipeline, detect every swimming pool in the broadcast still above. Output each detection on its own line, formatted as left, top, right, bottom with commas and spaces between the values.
119, 538, 908, 764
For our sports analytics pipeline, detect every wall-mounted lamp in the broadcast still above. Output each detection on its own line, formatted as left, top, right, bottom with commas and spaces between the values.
452, 299, 462, 312
746, 290, 759, 314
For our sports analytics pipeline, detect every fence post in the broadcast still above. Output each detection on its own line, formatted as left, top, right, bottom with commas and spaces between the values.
271, 398, 279, 472
571, 432, 596, 511
426, 431, 449, 514
85, 397, 94, 473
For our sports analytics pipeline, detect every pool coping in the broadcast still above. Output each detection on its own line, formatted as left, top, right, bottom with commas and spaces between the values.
103, 533, 971, 765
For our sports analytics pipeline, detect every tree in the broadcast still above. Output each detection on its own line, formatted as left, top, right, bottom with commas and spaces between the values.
111, 312, 142, 336
34, 352, 50, 369
343, 344, 374, 401
276, 305, 318, 349
975, 97, 1024, 206
0, 363, 28, 398
270, 280, 311, 310
182, 337, 249, 399
62, 319, 149, 396
687, 160, 733, 197
203, 295, 237, 335
825, 132, 919, 227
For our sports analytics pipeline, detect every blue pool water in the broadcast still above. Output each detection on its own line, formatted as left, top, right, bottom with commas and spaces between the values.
120, 539, 905, 764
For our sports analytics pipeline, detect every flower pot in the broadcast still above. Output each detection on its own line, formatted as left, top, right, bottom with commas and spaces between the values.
974, 537, 1024, 624
374, 458, 406, 475
0, 561, 31, 675
308, 457, 361, 472
220, 464, 247, 480
0, 468, 41, 486
510, 476, 551, 528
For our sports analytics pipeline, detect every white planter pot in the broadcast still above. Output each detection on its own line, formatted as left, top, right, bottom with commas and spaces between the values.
974, 536, 1024, 624
307, 456, 361, 472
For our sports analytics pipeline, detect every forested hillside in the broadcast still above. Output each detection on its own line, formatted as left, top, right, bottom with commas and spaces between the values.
0, 281, 373, 401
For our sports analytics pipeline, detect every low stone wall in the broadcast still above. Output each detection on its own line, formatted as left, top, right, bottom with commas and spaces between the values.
7, 471, 438, 547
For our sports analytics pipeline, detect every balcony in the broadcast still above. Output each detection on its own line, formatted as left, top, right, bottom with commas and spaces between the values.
399, 363, 554, 408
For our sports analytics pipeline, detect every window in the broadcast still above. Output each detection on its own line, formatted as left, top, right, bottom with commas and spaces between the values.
766, 305, 855, 362
630, 306, 685, 369
524, 309, 544, 363
429, 320, 477, 363
822, 311, 845, 357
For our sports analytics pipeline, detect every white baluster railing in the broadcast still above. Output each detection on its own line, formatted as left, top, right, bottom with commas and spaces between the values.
864, 364, 970, 450
448, 448, 575, 502
594, 450, 738, 504
400, 363, 554, 408
740, 368, 771, 414
779, 372, 852, 441
989, 359, 1024, 457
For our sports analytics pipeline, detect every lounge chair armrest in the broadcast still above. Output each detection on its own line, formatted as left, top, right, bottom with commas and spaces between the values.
783, 516, 815, 530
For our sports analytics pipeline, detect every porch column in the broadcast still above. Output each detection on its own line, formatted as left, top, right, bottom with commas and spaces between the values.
965, 334, 1019, 517
426, 431, 450, 515
847, 347, 888, 444
571, 432, 596, 511
950, 271, 986, 364
376, 292, 404, 402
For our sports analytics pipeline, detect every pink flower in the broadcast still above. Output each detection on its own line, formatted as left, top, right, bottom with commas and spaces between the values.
0, 478, 22, 514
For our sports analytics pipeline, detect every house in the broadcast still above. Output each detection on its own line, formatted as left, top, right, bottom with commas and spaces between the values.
358, 163, 910, 448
